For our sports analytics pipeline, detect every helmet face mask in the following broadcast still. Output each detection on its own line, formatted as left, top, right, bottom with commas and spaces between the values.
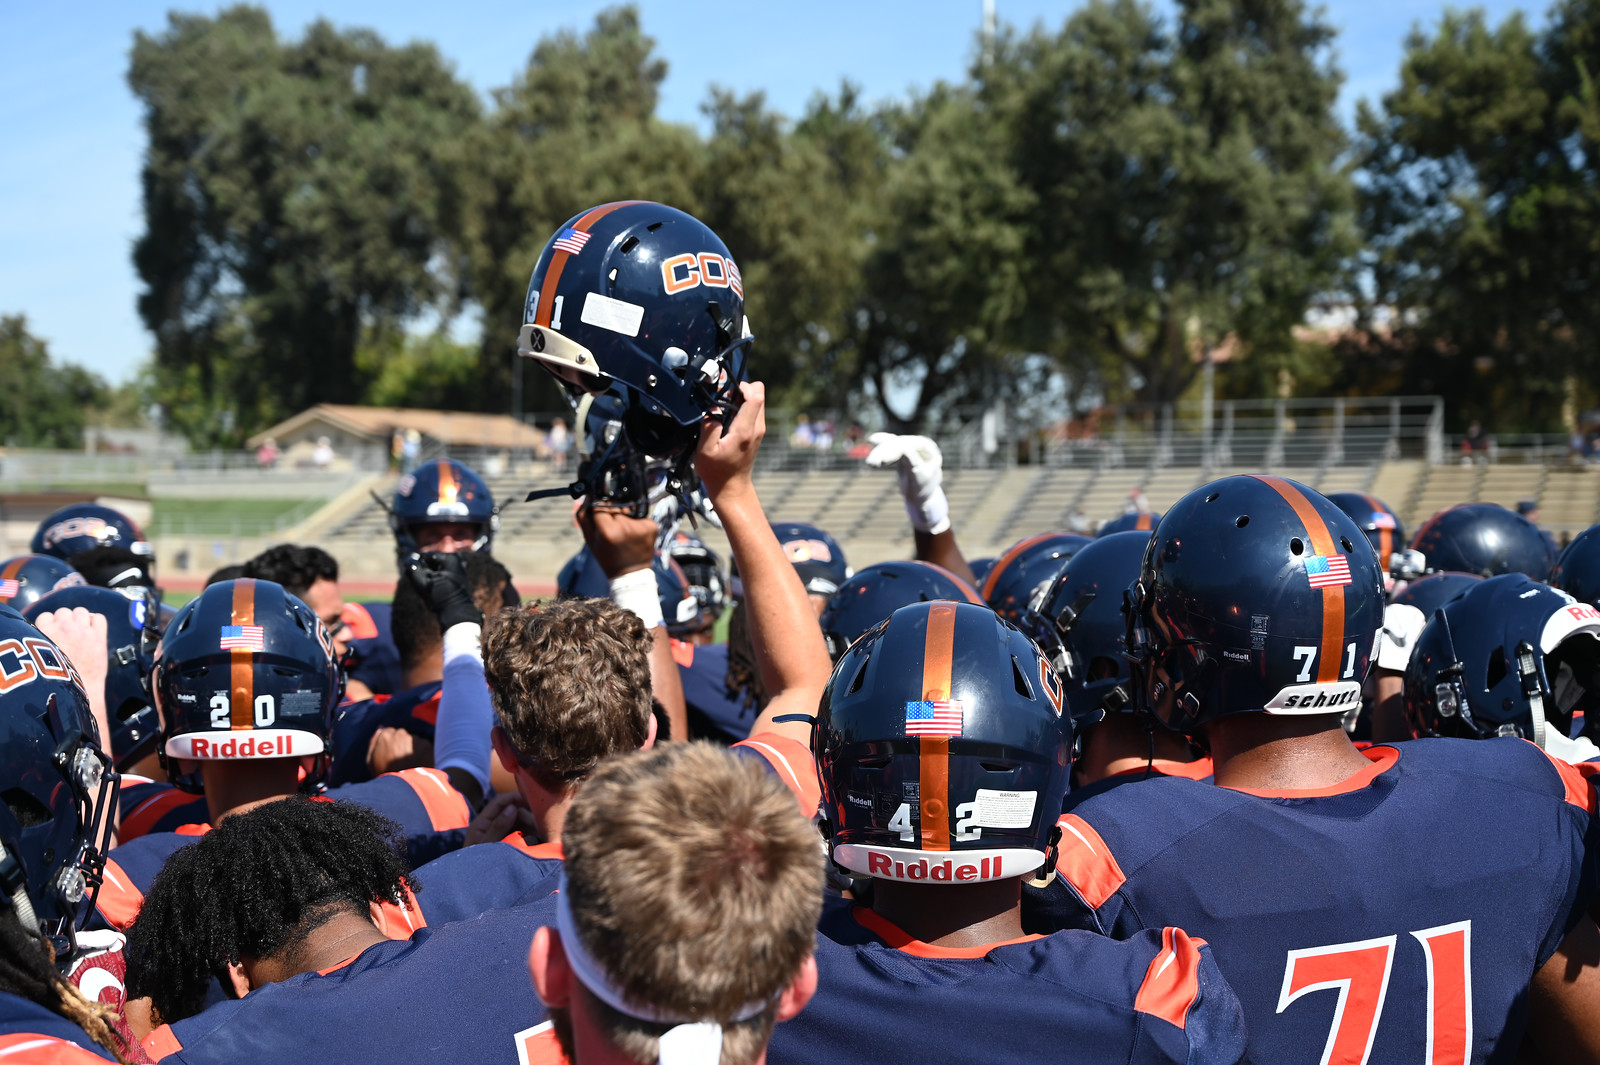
391, 459, 498, 558
0, 607, 119, 961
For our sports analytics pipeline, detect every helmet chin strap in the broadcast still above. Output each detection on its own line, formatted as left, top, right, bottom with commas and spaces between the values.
0, 839, 42, 942
1516, 640, 1547, 750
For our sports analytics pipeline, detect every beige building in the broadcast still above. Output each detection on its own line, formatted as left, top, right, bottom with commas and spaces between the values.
246, 404, 546, 471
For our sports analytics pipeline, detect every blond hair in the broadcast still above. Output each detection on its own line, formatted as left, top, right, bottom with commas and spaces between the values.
560, 743, 824, 1065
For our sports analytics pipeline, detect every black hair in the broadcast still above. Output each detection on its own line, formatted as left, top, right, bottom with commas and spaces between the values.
723, 600, 765, 711
465, 551, 519, 610
204, 564, 247, 586
242, 545, 340, 599
125, 797, 415, 1025
0, 911, 129, 1062
68, 546, 153, 590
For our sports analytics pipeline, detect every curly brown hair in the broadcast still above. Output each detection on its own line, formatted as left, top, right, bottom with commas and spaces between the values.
560, 743, 824, 1065
482, 598, 653, 784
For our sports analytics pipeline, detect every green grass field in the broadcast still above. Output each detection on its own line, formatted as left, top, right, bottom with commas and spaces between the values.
147, 498, 322, 537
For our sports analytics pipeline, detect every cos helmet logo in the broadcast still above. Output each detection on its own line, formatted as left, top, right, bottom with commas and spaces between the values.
661, 253, 744, 298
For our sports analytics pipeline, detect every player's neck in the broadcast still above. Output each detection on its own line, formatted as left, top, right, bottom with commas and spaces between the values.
1205, 713, 1370, 791
401, 650, 443, 690
202, 759, 301, 826
244, 908, 387, 987
1077, 714, 1199, 785
870, 878, 1025, 948
515, 768, 572, 844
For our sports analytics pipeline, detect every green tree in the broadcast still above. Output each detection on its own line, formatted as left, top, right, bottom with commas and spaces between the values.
1350, 4, 1600, 430
0, 316, 109, 448
982, 0, 1354, 408
129, 6, 480, 444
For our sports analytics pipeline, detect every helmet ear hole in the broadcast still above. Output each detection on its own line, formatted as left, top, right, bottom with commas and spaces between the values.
1486, 646, 1508, 691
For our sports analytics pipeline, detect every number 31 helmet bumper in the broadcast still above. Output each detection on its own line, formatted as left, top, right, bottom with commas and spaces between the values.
1127, 476, 1386, 734
154, 579, 341, 792
815, 601, 1072, 885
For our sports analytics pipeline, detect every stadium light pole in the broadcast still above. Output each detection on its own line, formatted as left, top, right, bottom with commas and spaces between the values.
982, 0, 996, 66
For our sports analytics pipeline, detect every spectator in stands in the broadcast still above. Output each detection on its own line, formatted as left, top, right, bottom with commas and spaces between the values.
546, 417, 572, 477
256, 437, 280, 470
401, 429, 422, 475
1462, 419, 1492, 463
789, 413, 815, 449
313, 436, 334, 470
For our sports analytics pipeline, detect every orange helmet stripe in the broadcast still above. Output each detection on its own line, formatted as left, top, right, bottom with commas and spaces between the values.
918, 602, 958, 851
1251, 477, 1345, 684
534, 201, 648, 328
981, 532, 1059, 602
230, 579, 257, 730
436, 460, 459, 506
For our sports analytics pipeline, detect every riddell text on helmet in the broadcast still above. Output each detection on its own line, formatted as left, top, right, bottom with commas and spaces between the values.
185, 735, 293, 759
866, 853, 1004, 882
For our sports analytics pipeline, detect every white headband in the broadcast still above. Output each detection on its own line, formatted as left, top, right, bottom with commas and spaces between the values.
553, 873, 776, 1065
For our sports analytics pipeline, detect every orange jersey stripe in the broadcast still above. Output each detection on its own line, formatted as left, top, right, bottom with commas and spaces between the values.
533, 200, 645, 328
1135, 927, 1206, 1029
391, 767, 471, 831
919, 603, 957, 850
1054, 814, 1128, 908
95, 858, 143, 931
1539, 748, 1599, 815
230, 579, 256, 729
120, 788, 201, 842
733, 733, 822, 817
1253, 476, 1345, 683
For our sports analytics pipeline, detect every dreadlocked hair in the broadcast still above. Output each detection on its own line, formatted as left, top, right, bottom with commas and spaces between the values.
125, 797, 415, 1026
0, 910, 130, 1062
723, 600, 767, 711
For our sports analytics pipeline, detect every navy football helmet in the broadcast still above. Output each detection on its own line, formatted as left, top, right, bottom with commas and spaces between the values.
1409, 503, 1554, 581
981, 533, 1094, 623
967, 557, 996, 587
1549, 525, 1600, 607
820, 561, 984, 661
1096, 511, 1160, 537
1127, 476, 1386, 733
516, 201, 750, 465
391, 459, 498, 558
0, 554, 86, 612
1404, 574, 1600, 757
0, 606, 117, 960
31, 503, 151, 561
23, 585, 161, 772
1391, 572, 1483, 618
154, 579, 341, 792
666, 531, 728, 622
1326, 492, 1405, 577
527, 388, 681, 518
768, 521, 850, 598
1023, 531, 1150, 728
816, 601, 1071, 884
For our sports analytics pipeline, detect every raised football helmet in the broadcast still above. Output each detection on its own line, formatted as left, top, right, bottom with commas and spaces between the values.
981, 533, 1093, 623
766, 521, 850, 599
1404, 574, 1600, 758
665, 531, 728, 622
391, 459, 498, 558
1549, 525, 1600, 606
1326, 492, 1406, 578
153, 579, 342, 792
24, 585, 161, 772
0, 606, 117, 960
819, 561, 984, 661
815, 601, 1071, 884
516, 201, 750, 465
1409, 503, 1554, 581
526, 388, 678, 518
0, 554, 87, 612
1127, 476, 1385, 733
1023, 531, 1150, 728
31, 503, 152, 561
1096, 511, 1160, 537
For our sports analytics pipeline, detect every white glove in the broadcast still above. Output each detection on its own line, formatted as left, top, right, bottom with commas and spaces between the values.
866, 433, 950, 535
1375, 603, 1426, 673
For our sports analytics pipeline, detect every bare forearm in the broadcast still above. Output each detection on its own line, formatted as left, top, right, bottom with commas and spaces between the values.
650, 626, 688, 742
913, 528, 977, 587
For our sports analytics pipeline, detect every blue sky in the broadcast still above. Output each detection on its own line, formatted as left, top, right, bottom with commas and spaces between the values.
0, 0, 1540, 385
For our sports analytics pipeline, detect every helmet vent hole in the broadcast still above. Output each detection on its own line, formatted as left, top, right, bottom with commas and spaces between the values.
646, 222, 664, 232
1341, 536, 1355, 553
978, 761, 1014, 773
846, 657, 869, 696
1206, 492, 1220, 503
1486, 647, 1508, 691
1290, 537, 1304, 555
620, 236, 639, 254
1011, 656, 1035, 699
2, 788, 51, 829
1236, 515, 1250, 529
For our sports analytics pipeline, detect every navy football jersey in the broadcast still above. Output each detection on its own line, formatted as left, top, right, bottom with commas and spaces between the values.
329, 680, 442, 787
0, 994, 117, 1062
117, 779, 208, 843
675, 642, 758, 743
1031, 739, 1600, 1065
729, 732, 822, 817
342, 600, 402, 696
141, 897, 561, 1065
410, 833, 564, 926
97, 769, 469, 931
766, 895, 1247, 1065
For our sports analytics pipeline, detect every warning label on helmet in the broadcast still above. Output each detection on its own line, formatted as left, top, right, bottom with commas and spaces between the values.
971, 789, 1037, 829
